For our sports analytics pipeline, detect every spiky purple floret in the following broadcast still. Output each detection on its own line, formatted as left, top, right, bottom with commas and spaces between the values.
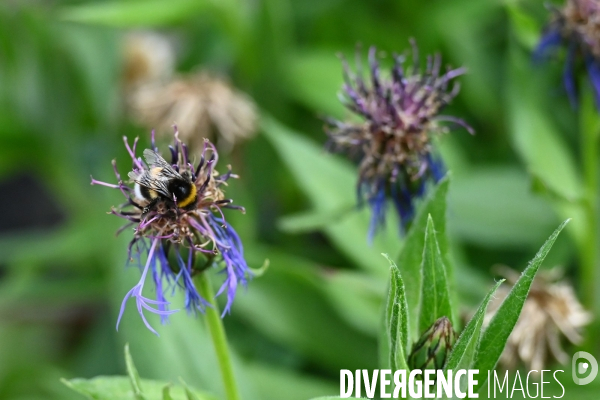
94, 128, 251, 335
326, 43, 470, 239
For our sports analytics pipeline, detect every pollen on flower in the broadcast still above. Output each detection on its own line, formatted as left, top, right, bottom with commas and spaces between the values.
325, 42, 472, 240
91, 128, 251, 335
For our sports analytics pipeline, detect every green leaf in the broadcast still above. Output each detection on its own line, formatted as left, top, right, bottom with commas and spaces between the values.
383, 254, 410, 372
448, 167, 558, 248
240, 244, 379, 371
61, 377, 218, 400
179, 379, 200, 400
244, 361, 339, 400
474, 219, 570, 391
125, 343, 146, 400
162, 385, 174, 400
506, 41, 582, 201
505, 3, 541, 51
278, 207, 355, 234
444, 280, 504, 372
322, 270, 383, 337
59, 0, 209, 27
262, 116, 400, 275
419, 216, 453, 334
285, 50, 346, 118
396, 178, 450, 342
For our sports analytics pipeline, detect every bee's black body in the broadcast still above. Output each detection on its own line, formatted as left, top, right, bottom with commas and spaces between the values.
129, 149, 198, 214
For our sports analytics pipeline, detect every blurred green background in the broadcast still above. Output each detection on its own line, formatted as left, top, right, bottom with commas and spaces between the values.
0, 0, 597, 399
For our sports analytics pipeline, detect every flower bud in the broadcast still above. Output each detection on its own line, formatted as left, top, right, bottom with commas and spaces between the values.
408, 316, 456, 372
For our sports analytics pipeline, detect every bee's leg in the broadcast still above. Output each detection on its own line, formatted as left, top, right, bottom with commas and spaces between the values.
129, 197, 144, 210
142, 198, 159, 215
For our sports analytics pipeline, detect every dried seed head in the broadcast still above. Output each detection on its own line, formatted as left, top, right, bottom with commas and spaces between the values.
123, 31, 175, 88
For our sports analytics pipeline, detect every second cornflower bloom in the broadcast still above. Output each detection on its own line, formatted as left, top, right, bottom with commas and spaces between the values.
325, 43, 472, 240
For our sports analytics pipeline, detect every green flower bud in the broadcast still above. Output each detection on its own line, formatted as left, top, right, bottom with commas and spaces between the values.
408, 317, 456, 372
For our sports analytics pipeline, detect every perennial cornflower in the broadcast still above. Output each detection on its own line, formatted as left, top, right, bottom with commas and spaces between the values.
325, 43, 472, 240
91, 128, 251, 335
535, 0, 600, 106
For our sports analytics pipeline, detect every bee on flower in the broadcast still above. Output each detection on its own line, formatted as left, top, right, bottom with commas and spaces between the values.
91, 128, 251, 335
325, 42, 472, 240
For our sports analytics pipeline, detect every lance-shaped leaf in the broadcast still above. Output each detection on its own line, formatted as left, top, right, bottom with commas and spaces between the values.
383, 254, 410, 371
396, 178, 451, 342
418, 215, 453, 334
474, 219, 570, 392
444, 279, 504, 373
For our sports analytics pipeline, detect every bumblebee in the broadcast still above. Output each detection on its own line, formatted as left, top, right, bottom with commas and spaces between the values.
129, 149, 198, 213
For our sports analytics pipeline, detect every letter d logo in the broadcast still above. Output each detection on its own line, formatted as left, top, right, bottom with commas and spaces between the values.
572, 351, 598, 385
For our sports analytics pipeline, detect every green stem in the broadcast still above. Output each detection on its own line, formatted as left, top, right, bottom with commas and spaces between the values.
580, 86, 600, 318
196, 273, 241, 400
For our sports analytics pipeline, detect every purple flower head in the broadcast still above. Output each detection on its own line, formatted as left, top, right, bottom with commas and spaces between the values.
92, 128, 251, 335
535, 0, 600, 107
325, 42, 472, 241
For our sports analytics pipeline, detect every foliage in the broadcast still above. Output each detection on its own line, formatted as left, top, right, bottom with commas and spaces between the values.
0, 0, 596, 399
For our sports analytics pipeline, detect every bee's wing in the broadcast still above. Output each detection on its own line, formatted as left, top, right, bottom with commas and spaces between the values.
142, 150, 180, 176
128, 150, 182, 198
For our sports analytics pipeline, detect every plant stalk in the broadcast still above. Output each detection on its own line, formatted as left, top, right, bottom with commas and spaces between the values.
196, 273, 241, 400
580, 88, 600, 317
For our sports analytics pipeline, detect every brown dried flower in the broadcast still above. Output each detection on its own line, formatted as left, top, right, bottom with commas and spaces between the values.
484, 266, 592, 371
122, 32, 257, 151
